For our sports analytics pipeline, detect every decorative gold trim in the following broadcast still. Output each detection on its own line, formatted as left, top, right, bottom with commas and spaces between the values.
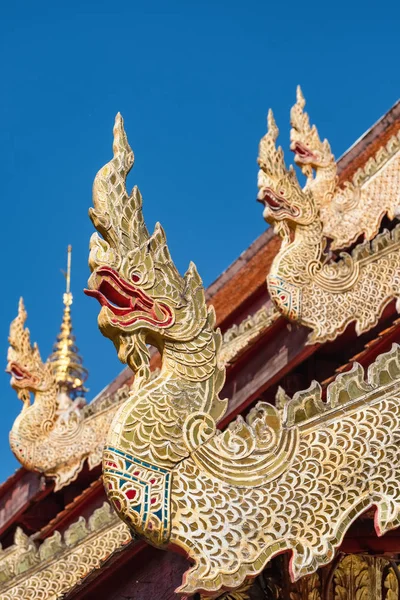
0, 503, 131, 599
290, 86, 400, 250
258, 110, 400, 343
219, 304, 279, 365
48, 245, 88, 398
6, 300, 123, 490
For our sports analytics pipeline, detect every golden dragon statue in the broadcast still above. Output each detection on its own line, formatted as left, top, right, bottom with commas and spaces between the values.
290, 86, 400, 250
258, 110, 400, 344
6, 299, 117, 490
87, 115, 400, 597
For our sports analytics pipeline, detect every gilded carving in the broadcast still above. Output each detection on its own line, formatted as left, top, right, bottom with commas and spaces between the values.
384, 567, 399, 600
290, 86, 400, 250
220, 304, 279, 365
290, 572, 321, 600
258, 111, 400, 343
333, 555, 369, 600
202, 580, 254, 600
88, 116, 400, 596
6, 299, 120, 489
0, 503, 131, 600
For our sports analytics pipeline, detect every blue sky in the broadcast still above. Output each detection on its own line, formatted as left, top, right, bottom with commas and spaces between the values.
0, 0, 399, 481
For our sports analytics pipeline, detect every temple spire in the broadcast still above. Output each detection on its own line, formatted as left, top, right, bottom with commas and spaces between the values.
48, 245, 88, 399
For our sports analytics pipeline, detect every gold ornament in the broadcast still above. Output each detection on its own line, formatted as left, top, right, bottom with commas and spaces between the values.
258, 110, 400, 343
6, 299, 117, 490
0, 502, 131, 600
48, 245, 88, 398
88, 116, 400, 596
290, 86, 400, 250
290, 572, 321, 600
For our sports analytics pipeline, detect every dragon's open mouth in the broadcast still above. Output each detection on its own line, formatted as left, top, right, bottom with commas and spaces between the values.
257, 188, 283, 210
85, 267, 174, 328
7, 362, 32, 383
291, 141, 316, 162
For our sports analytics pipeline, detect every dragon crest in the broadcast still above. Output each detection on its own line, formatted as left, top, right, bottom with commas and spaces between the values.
257, 109, 318, 235
7, 298, 54, 404
289, 86, 400, 249
290, 86, 335, 182
86, 114, 210, 382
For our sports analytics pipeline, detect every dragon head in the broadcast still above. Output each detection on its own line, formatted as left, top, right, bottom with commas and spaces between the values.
290, 86, 334, 176
85, 114, 208, 381
257, 109, 317, 232
7, 299, 54, 402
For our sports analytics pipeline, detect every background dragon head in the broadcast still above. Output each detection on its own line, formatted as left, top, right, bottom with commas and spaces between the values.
290, 86, 334, 176
7, 299, 55, 402
257, 109, 317, 232
86, 114, 208, 380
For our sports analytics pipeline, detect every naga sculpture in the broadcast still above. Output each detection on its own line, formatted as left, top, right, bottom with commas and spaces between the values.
6, 299, 115, 489
290, 86, 400, 250
88, 115, 400, 597
258, 110, 400, 343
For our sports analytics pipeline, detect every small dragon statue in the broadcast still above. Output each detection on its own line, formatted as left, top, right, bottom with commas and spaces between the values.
290, 86, 400, 250
258, 110, 400, 343
6, 299, 111, 489
88, 115, 400, 597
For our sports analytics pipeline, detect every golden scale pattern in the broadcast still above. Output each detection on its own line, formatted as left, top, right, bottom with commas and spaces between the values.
85, 116, 400, 596
0, 503, 131, 600
290, 86, 400, 250
258, 109, 400, 343
1, 525, 398, 600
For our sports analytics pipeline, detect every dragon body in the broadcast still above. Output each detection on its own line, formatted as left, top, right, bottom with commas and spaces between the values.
88, 116, 400, 597
7, 300, 115, 489
258, 111, 400, 344
290, 86, 400, 250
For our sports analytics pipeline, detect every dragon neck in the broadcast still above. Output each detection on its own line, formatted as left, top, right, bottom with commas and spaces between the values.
11, 387, 58, 445
107, 312, 226, 470
305, 161, 337, 205
269, 218, 324, 289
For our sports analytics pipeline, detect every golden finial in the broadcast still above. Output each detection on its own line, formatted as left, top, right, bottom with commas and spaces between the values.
48, 246, 88, 398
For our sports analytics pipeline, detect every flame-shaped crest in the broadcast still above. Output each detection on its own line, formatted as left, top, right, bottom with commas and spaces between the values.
7, 298, 53, 398
290, 86, 333, 170
87, 114, 209, 375
8, 298, 41, 366
257, 109, 287, 180
257, 109, 317, 228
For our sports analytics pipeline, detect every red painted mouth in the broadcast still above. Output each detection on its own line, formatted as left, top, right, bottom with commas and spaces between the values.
6, 362, 32, 383
257, 188, 282, 210
291, 141, 315, 161
85, 266, 174, 328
